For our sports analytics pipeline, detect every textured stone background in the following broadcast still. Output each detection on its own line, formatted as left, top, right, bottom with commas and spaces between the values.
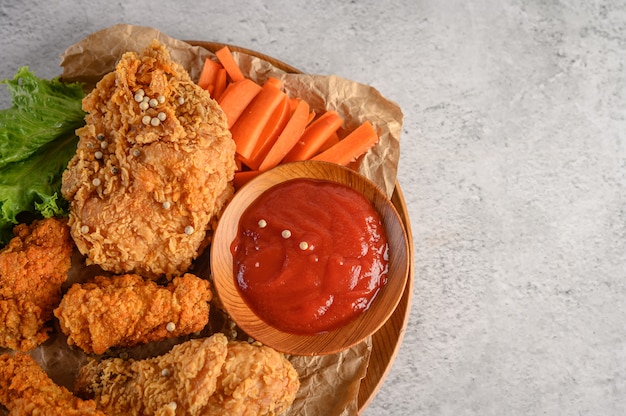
2, 1, 626, 415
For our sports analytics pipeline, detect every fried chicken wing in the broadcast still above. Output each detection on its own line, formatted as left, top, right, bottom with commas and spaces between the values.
74, 333, 229, 416
0, 218, 74, 352
61, 40, 237, 279
74, 333, 300, 416
54, 273, 212, 354
0, 352, 106, 416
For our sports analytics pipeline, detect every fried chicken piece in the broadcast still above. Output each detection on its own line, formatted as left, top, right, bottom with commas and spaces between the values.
0, 218, 73, 351
61, 39, 237, 279
74, 334, 300, 416
206, 340, 301, 416
54, 273, 212, 354
74, 333, 229, 416
0, 352, 106, 416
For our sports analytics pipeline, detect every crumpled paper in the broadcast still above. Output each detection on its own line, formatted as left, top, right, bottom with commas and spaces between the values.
0, 24, 404, 416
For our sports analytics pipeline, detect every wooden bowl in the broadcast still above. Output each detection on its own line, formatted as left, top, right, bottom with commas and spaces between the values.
211, 160, 410, 356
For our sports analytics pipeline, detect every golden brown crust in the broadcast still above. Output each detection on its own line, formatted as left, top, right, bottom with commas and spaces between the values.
54, 273, 212, 355
62, 39, 237, 279
0, 218, 74, 351
0, 352, 106, 415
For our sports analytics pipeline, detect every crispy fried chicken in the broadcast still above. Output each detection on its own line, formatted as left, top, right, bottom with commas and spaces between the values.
61, 39, 237, 279
54, 273, 212, 355
0, 218, 73, 351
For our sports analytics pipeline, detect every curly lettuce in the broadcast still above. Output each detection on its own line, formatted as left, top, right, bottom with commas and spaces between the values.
0, 67, 85, 245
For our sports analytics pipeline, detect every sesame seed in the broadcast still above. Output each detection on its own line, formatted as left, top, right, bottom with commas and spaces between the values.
149, 98, 159, 108
166, 322, 176, 332
162, 201, 171, 210
184, 225, 194, 235
178, 97, 185, 105
157, 95, 166, 104
258, 219, 267, 228
168, 402, 177, 410
161, 368, 170, 377
86, 142, 94, 149
142, 115, 151, 125
157, 112, 166, 121
96, 134, 105, 141
134, 92, 144, 102
137, 88, 145, 96
299, 241, 309, 250
92, 178, 101, 187
281, 230, 292, 239
132, 149, 141, 157
139, 101, 149, 111
142, 96, 150, 103
150, 117, 160, 126
80, 225, 89, 233
100, 141, 108, 149
94, 151, 103, 159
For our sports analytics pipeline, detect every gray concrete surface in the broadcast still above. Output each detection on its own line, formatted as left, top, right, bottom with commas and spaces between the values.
1, 1, 626, 415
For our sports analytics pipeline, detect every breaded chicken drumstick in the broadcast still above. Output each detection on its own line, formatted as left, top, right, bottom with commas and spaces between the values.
74, 333, 300, 416
0, 352, 106, 416
0, 218, 73, 351
54, 273, 212, 354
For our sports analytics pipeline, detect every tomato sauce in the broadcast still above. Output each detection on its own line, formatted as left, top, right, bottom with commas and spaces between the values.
230, 178, 389, 335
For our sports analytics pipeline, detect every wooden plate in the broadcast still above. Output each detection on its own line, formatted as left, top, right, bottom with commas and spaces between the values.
187, 41, 414, 413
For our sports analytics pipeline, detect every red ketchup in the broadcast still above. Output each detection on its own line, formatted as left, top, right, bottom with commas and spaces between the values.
230, 178, 389, 335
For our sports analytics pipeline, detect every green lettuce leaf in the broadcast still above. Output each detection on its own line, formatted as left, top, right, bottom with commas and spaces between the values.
0, 67, 85, 245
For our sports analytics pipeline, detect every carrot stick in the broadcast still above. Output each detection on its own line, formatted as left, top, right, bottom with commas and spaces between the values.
230, 83, 286, 160
282, 110, 344, 162
318, 131, 340, 153
217, 79, 262, 128
264, 77, 283, 90
212, 68, 228, 100
258, 99, 310, 172
311, 120, 379, 165
245, 95, 292, 170
233, 170, 261, 190
215, 46, 245, 83
197, 58, 223, 90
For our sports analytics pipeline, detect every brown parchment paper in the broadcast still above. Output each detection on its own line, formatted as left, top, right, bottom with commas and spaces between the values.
1, 24, 403, 416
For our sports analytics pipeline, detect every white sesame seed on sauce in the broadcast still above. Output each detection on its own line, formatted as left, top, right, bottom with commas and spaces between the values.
142, 96, 150, 103
142, 115, 151, 125
139, 101, 149, 111
137, 88, 145, 96
94, 151, 103, 160
149, 98, 159, 108
184, 225, 194, 235
100, 141, 108, 149
281, 229, 292, 239
134, 93, 143, 103
150, 117, 161, 127
132, 149, 141, 157
299, 241, 309, 250
97, 134, 105, 141
162, 201, 171, 210
157, 112, 167, 121
258, 219, 267, 228
92, 178, 101, 187
161, 368, 170, 377
157, 95, 166, 104
80, 225, 89, 234
168, 402, 177, 411
166, 322, 176, 332
177, 97, 185, 105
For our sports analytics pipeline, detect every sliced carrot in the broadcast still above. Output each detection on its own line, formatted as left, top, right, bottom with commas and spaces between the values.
245, 95, 292, 170
282, 110, 344, 162
197, 58, 223, 90
258, 99, 311, 172
311, 120, 379, 165
233, 170, 261, 190
215, 46, 245, 83
264, 77, 283, 90
230, 83, 286, 160
318, 131, 340, 153
306, 111, 316, 125
212, 68, 228, 100
217, 79, 262, 128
